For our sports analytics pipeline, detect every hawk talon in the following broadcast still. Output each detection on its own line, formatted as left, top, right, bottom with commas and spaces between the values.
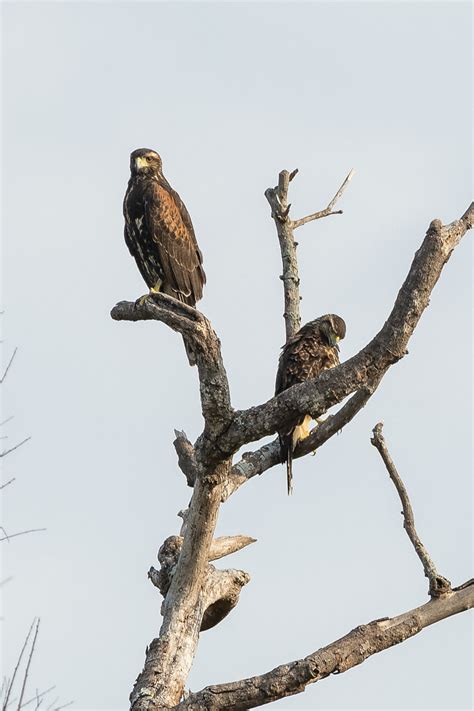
134, 294, 149, 309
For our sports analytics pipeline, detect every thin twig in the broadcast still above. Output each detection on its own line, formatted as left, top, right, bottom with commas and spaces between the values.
0, 438, 31, 459
0, 478, 16, 491
371, 423, 451, 597
2, 621, 35, 711
16, 619, 40, 711
1, 349, 17, 384
7, 688, 56, 711
45, 697, 59, 711
290, 169, 355, 229
51, 702, 73, 711
0, 528, 46, 543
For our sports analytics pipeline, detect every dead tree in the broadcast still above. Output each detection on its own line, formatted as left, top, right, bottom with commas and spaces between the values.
111, 168, 473, 710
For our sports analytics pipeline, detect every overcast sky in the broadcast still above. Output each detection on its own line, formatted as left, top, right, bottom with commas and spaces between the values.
1, 2, 472, 710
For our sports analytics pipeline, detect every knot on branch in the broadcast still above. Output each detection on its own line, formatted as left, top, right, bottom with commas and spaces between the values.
201, 566, 250, 631
428, 218, 443, 234
149, 533, 256, 603
429, 574, 452, 598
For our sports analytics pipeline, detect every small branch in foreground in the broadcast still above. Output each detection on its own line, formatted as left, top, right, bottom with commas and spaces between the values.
1, 348, 17, 384
0, 528, 46, 543
371, 422, 451, 597
16, 619, 40, 711
172, 581, 473, 710
0, 438, 31, 459
2, 621, 36, 711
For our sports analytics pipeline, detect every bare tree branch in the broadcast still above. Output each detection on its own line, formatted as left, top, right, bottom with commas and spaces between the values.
0, 438, 31, 459
130, 465, 232, 710
371, 422, 451, 597
173, 582, 474, 710
16, 619, 40, 711
7, 687, 56, 711
264, 168, 354, 339
265, 171, 302, 340
0, 528, 46, 543
224, 383, 378, 499
111, 294, 232, 438
1, 348, 17, 384
218, 205, 473, 456
2, 621, 36, 711
290, 168, 355, 229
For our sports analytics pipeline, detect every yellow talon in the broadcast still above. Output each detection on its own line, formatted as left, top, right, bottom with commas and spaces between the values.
150, 279, 162, 294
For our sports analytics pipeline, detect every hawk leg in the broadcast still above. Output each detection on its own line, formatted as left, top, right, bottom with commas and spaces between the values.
134, 279, 163, 308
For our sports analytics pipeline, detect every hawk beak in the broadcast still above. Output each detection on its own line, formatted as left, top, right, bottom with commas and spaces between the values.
135, 157, 147, 170
329, 334, 340, 348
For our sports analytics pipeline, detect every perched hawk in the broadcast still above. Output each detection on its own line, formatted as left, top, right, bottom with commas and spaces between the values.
123, 148, 206, 364
275, 314, 346, 494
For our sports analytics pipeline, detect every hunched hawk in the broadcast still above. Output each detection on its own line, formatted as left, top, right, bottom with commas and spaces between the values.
123, 148, 206, 364
275, 314, 346, 494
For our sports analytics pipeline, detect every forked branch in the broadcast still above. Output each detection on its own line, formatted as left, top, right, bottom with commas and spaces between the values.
264, 168, 353, 340
217, 205, 474, 456
112, 293, 232, 438
290, 168, 355, 229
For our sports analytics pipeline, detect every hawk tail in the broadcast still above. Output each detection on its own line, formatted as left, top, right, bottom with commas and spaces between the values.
286, 448, 293, 495
279, 433, 293, 495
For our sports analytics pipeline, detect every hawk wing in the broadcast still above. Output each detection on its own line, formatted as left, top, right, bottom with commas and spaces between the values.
275, 328, 338, 395
143, 179, 205, 305
275, 324, 340, 494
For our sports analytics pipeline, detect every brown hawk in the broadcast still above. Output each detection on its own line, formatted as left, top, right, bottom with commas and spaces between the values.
123, 148, 206, 364
275, 314, 346, 494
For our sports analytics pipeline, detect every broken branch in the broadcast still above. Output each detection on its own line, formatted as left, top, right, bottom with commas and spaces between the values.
371, 422, 451, 597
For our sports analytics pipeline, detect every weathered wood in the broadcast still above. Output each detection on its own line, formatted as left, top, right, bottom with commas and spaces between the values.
173, 582, 474, 710
129, 468, 229, 710
217, 206, 474, 456
112, 170, 472, 710
371, 423, 451, 597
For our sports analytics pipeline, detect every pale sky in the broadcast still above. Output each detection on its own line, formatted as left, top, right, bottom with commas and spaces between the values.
1, 2, 472, 710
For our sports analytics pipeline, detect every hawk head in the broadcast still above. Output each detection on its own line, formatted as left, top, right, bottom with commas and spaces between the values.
130, 148, 162, 176
319, 314, 346, 349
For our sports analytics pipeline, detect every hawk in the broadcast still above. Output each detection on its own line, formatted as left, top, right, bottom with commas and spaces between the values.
123, 148, 206, 364
275, 314, 346, 494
